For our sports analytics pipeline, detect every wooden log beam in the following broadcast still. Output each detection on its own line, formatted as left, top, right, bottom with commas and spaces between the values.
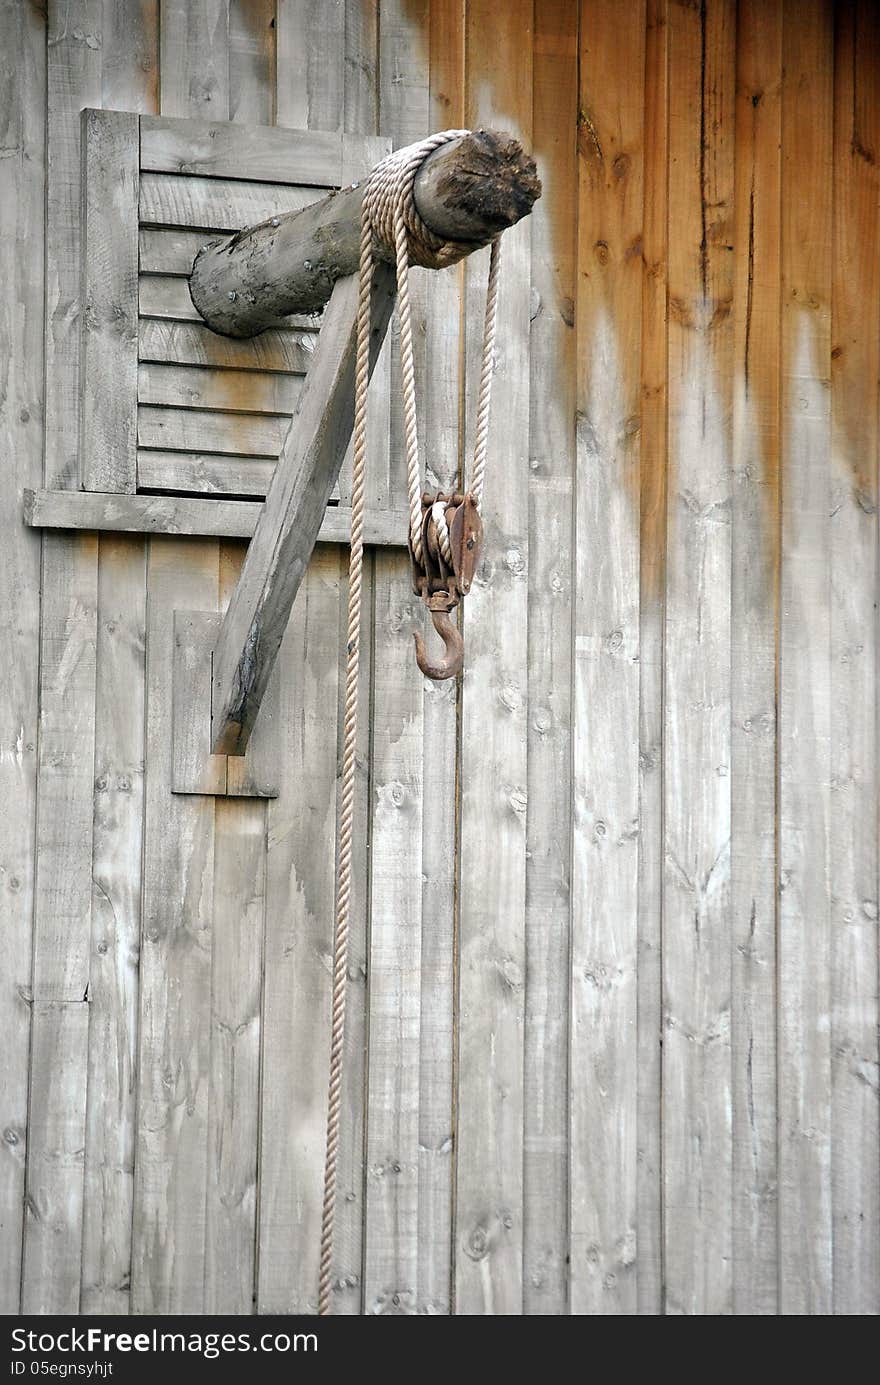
210, 263, 396, 756
189, 128, 541, 338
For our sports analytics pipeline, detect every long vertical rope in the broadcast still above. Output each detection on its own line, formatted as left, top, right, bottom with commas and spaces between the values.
317, 209, 373, 1317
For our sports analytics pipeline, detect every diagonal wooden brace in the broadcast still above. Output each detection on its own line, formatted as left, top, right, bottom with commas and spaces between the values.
210, 263, 396, 756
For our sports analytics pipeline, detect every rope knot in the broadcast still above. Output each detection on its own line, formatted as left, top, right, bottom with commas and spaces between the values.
363, 130, 488, 269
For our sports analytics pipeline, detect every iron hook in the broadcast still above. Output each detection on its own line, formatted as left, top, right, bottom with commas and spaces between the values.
413, 607, 463, 681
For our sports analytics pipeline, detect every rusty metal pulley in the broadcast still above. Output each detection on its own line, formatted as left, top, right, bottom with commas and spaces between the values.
408, 491, 484, 680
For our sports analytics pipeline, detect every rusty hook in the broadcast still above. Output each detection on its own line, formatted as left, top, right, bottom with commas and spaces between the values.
414, 606, 463, 681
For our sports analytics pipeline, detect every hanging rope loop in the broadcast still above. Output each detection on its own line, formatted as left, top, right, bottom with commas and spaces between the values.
362, 132, 502, 563
318, 131, 505, 1316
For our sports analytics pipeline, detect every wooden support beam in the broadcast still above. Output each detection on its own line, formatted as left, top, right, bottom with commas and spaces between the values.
210, 263, 396, 756
189, 128, 541, 337
24, 488, 409, 547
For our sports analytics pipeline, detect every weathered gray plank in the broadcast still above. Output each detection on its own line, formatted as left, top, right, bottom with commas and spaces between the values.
138, 363, 303, 415
139, 171, 318, 232
141, 115, 344, 183
662, 0, 735, 1316
228, 0, 274, 125
79, 0, 159, 1317
101, 0, 159, 111
205, 797, 264, 1311
257, 549, 343, 1312
25, 487, 410, 546
454, 0, 531, 1316
137, 403, 290, 457
81, 109, 139, 492
205, 550, 265, 1311
130, 0, 229, 1314
777, 0, 834, 1317
829, 0, 880, 1316
131, 539, 218, 1312
276, 0, 344, 132
524, 0, 576, 1317
158, 0, 229, 121
21, 1003, 91, 1313
138, 450, 277, 497
81, 537, 146, 1315
362, 0, 429, 1317
414, 0, 463, 1316
637, 0, 667, 1316
363, 552, 424, 1315
139, 317, 316, 374
0, 0, 44, 1315
139, 226, 220, 277
210, 265, 397, 756
170, 610, 279, 796
730, 0, 781, 1316
171, 612, 228, 795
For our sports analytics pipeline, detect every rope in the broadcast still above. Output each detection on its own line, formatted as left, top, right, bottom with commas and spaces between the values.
317, 131, 503, 1316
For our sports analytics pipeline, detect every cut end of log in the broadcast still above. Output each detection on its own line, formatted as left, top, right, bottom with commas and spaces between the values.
415, 128, 542, 240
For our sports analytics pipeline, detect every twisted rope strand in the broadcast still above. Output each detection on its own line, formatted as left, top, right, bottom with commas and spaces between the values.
470, 235, 501, 508
317, 211, 373, 1318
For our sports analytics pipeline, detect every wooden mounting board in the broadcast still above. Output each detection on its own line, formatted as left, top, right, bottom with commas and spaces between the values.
171, 610, 280, 797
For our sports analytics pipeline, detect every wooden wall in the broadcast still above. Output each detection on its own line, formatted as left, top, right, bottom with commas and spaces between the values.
1, 0, 878, 1315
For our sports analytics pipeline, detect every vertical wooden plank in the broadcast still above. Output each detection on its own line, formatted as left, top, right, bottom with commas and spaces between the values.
730, 0, 782, 1316
205, 801, 264, 1311
257, 549, 343, 1312
413, 0, 464, 1317
829, 0, 879, 1317
80, 108, 139, 493
662, 0, 735, 1316
344, 0, 378, 135
131, 0, 229, 1313
524, 0, 576, 1317
334, 9, 380, 1316
204, 547, 265, 1314
23, 0, 102, 1312
101, 0, 159, 111
0, 0, 44, 1316
276, 0, 343, 131
204, 16, 275, 1314
81, 4, 158, 1315
455, 0, 531, 1316
81, 540, 146, 1315
571, 0, 644, 1317
229, 0, 275, 124
638, 0, 667, 1317
255, 2, 373, 1317
777, 0, 834, 1317
131, 539, 217, 1313
21, 1004, 91, 1313
360, 0, 429, 1317
159, 0, 229, 119
363, 558, 424, 1314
